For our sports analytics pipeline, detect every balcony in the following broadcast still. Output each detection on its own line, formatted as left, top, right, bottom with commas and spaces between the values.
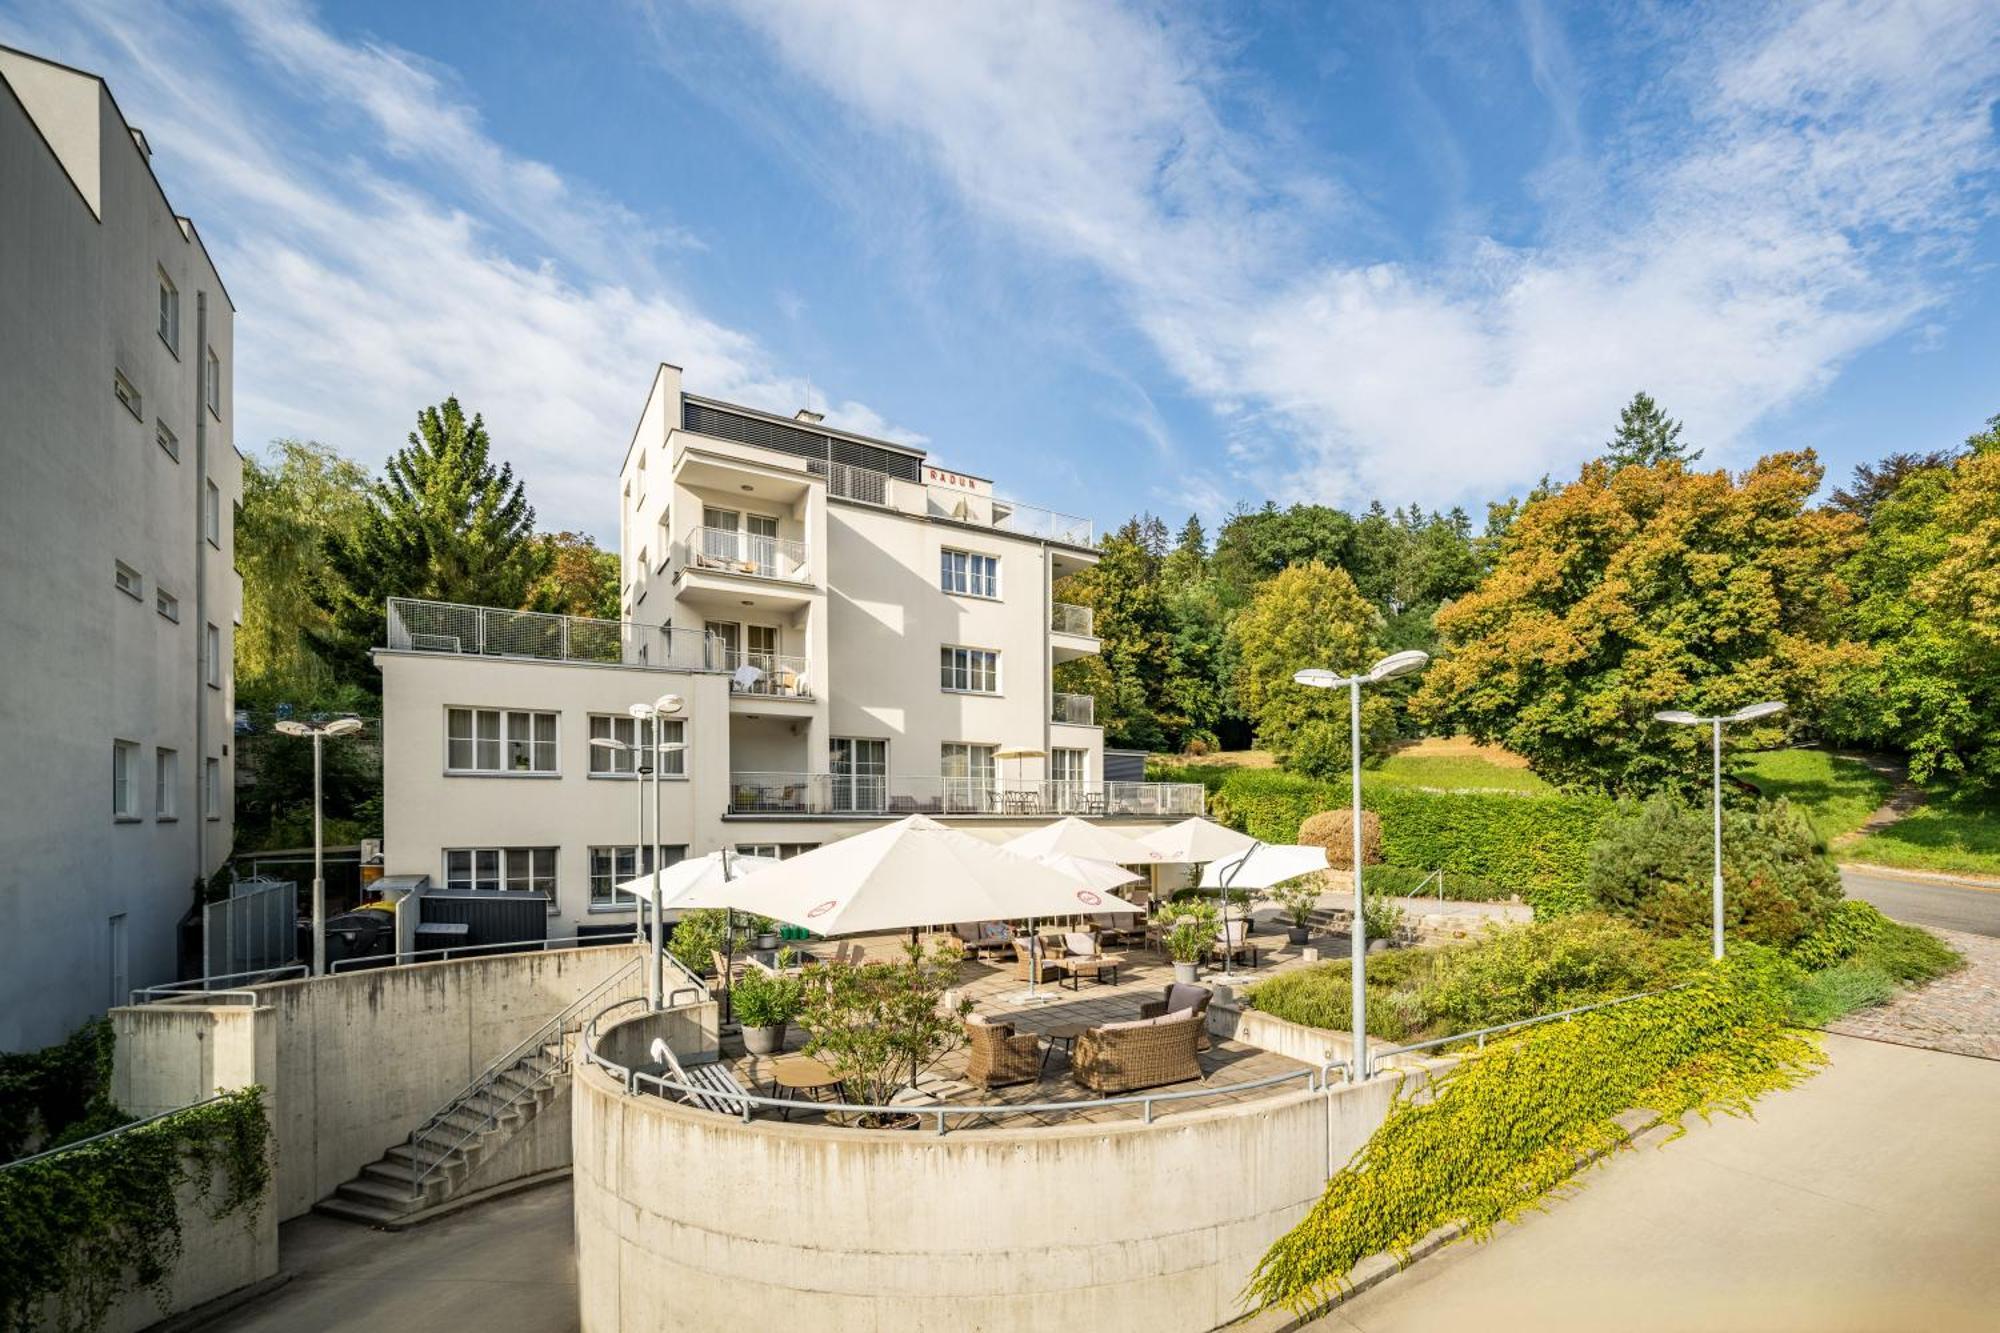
722, 650, 813, 699
726, 773, 1205, 818
385, 597, 716, 669
683, 527, 812, 583
1051, 692, 1096, 726
1050, 602, 1094, 637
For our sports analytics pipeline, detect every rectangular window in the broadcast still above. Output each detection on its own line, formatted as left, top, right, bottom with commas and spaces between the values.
155, 748, 178, 819
446, 707, 559, 774
158, 269, 179, 352
830, 737, 886, 813
205, 623, 221, 687
114, 370, 141, 419
587, 714, 685, 776
939, 645, 1000, 694
205, 347, 221, 417
156, 419, 179, 461
205, 757, 221, 819
733, 843, 818, 861
156, 587, 179, 622
113, 741, 140, 819
941, 743, 997, 811
588, 844, 688, 907
939, 548, 999, 598
108, 914, 128, 1008
205, 479, 221, 546
445, 847, 557, 894
1052, 747, 1088, 810
635, 450, 647, 502
115, 561, 143, 600
657, 513, 671, 567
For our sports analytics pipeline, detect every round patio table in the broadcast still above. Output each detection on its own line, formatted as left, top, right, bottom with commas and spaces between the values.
769, 1053, 844, 1120
1039, 1024, 1090, 1073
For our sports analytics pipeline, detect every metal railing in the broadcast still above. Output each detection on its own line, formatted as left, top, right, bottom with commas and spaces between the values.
925, 488, 1094, 547
685, 527, 812, 582
130, 963, 310, 1004
814, 460, 889, 506
406, 956, 654, 1196
1050, 602, 1094, 637
1371, 985, 1689, 1061
721, 650, 813, 698
327, 934, 639, 974
2, 1094, 231, 1172
1051, 691, 1096, 725
726, 773, 1205, 817
386, 597, 716, 669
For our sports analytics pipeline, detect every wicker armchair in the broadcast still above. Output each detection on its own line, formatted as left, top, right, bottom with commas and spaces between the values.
964, 1017, 1043, 1089
1139, 983, 1214, 1051
1070, 1010, 1205, 1094
1012, 937, 1070, 984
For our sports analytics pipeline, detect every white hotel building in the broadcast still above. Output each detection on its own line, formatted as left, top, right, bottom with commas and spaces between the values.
376, 364, 1203, 935
0, 48, 240, 1048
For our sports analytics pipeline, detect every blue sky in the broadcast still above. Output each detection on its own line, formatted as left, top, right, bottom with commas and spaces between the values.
6, 1, 1998, 542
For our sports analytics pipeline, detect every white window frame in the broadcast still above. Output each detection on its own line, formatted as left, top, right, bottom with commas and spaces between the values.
156, 587, 180, 623
155, 747, 178, 820
830, 737, 887, 812
113, 741, 141, 820
445, 707, 560, 775
114, 370, 142, 420
940, 742, 997, 810
940, 645, 1000, 694
158, 268, 180, 354
205, 623, 221, 688
115, 561, 143, 600
205, 757, 222, 820
205, 347, 221, 418
733, 843, 818, 861
657, 512, 672, 570
156, 418, 179, 461
205, 479, 221, 547
443, 847, 557, 895
939, 547, 1000, 599
587, 713, 685, 778
588, 844, 689, 909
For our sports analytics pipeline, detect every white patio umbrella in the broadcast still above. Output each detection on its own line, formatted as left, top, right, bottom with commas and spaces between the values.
1136, 816, 1258, 863
1005, 816, 1168, 864
1197, 842, 1331, 984
1021, 852, 1142, 893
615, 850, 782, 1010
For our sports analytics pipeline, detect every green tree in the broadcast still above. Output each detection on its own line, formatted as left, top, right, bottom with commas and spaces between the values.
1603, 391, 1700, 469
1415, 452, 1867, 794
1827, 449, 1962, 521
321, 397, 549, 682
528, 531, 621, 619
1055, 516, 1176, 750
237, 440, 373, 703
1227, 562, 1388, 766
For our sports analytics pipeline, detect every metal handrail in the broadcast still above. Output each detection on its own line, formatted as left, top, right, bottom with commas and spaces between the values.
129, 963, 310, 1003
2, 1095, 229, 1172
129, 987, 266, 1007
328, 935, 635, 974
1371, 984, 1691, 1060
406, 956, 647, 1196
684, 528, 812, 581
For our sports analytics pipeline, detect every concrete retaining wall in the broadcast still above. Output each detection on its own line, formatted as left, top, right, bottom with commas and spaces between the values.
572, 1013, 1412, 1333
85, 1147, 278, 1333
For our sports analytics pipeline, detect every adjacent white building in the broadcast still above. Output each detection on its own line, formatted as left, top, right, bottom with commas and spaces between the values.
0, 47, 241, 1049
376, 364, 1201, 936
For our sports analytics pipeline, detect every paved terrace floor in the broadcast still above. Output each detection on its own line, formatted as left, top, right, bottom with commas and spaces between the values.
694, 913, 1347, 1126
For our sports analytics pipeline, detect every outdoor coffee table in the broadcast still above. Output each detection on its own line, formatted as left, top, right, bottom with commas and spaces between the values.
1061, 957, 1121, 990
769, 1053, 844, 1120
1040, 1024, 1090, 1073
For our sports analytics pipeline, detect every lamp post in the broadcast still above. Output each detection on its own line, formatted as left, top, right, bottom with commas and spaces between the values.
587, 735, 652, 952
274, 716, 366, 976
1654, 700, 1786, 961
619, 693, 686, 1010
1293, 650, 1430, 1080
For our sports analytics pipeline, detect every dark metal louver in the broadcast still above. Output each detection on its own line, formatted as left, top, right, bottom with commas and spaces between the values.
681, 401, 921, 483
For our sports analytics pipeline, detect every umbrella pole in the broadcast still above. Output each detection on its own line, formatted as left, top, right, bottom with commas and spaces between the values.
1217, 848, 1256, 987
1003, 916, 1054, 1005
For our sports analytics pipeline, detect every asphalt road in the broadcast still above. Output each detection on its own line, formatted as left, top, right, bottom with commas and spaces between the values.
1840, 866, 2000, 937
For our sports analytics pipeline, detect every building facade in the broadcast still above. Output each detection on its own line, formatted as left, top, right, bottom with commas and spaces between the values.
376, 364, 1201, 936
0, 47, 241, 1049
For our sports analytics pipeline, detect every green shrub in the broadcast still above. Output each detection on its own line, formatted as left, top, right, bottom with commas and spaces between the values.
1245, 959, 1823, 1312
1852, 920, 1962, 984
1212, 770, 1610, 916
1786, 963, 1896, 1026
1586, 795, 1841, 949
1, 1019, 120, 1163
730, 962, 804, 1029
1163, 898, 1222, 964
1244, 948, 1445, 1040
1358, 864, 1512, 902
1789, 899, 1888, 970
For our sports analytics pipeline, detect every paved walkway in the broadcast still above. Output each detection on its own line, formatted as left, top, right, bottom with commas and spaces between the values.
1826, 926, 2000, 1060
205, 1182, 577, 1333
1320, 1034, 2000, 1332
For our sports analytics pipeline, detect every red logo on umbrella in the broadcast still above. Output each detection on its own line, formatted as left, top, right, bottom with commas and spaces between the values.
806, 899, 838, 919
1075, 890, 1103, 907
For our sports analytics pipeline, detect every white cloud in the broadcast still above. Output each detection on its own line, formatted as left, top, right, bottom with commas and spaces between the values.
0, 0, 898, 538
693, 0, 2000, 510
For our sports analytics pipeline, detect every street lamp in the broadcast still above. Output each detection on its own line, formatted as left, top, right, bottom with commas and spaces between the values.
274, 716, 366, 976
1293, 649, 1429, 1080
1654, 700, 1786, 961
619, 693, 686, 1009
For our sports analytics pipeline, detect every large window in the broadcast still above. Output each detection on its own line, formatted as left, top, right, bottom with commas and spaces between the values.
939, 548, 999, 598
1052, 747, 1089, 811
939, 645, 1000, 694
444, 847, 557, 894
113, 741, 140, 820
733, 843, 818, 861
941, 743, 996, 810
587, 844, 687, 907
154, 747, 178, 819
830, 737, 886, 812
587, 713, 684, 776
446, 707, 558, 774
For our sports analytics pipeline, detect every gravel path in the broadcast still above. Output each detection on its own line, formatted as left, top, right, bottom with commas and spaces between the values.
1825, 926, 2000, 1060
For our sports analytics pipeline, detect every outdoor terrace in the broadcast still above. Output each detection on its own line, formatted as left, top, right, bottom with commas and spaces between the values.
725, 772, 1206, 818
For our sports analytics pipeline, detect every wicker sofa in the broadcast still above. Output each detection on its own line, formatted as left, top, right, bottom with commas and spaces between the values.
1070, 1008, 1205, 1094
1138, 983, 1214, 1051
964, 1017, 1043, 1089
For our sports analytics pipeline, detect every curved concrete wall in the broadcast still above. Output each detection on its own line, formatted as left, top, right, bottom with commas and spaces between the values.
573, 1019, 1409, 1333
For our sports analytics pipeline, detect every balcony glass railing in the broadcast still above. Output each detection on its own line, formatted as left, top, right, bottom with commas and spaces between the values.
684, 527, 812, 582
1051, 692, 1096, 725
726, 773, 1205, 818
1050, 602, 1095, 637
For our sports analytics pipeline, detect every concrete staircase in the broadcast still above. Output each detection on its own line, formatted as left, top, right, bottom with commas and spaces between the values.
315, 1038, 569, 1228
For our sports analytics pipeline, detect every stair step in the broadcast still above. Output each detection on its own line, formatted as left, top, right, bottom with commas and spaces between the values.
385, 1141, 464, 1171
338, 1175, 429, 1210
315, 1195, 412, 1228
362, 1158, 433, 1188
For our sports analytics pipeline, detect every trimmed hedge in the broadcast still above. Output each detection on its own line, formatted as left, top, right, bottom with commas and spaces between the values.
1212, 770, 1612, 916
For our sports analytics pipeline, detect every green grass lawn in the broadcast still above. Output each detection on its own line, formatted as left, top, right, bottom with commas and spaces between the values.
1839, 791, 2000, 877
1369, 752, 1553, 794
1739, 749, 1894, 842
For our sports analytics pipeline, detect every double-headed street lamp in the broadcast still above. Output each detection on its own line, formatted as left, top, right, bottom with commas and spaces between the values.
1654, 700, 1787, 961
1292, 650, 1430, 1080
589, 693, 686, 1009
274, 716, 366, 976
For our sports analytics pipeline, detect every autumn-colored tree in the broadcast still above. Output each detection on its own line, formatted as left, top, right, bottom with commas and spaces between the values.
1414, 453, 1867, 795
528, 531, 621, 620
1227, 562, 1389, 766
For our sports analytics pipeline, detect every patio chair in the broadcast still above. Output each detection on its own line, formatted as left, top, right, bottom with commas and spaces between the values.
1012, 937, 1069, 985
1070, 1009, 1205, 1094
953, 921, 1014, 960
1139, 983, 1214, 1051
1091, 913, 1145, 947
650, 1038, 753, 1116
963, 1016, 1043, 1089
1208, 918, 1259, 970
1061, 931, 1101, 960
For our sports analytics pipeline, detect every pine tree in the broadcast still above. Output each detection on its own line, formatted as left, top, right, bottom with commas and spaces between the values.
1604, 391, 1701, 469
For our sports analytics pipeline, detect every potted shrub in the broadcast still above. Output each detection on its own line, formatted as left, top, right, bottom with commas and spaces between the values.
1360, 891, 1404, 953
1164, 898, 1221, 985
732, 959, 803, 1055
797, 939, 970, 1127
1273, 876, 1322, 945
749, 914, 780, 952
